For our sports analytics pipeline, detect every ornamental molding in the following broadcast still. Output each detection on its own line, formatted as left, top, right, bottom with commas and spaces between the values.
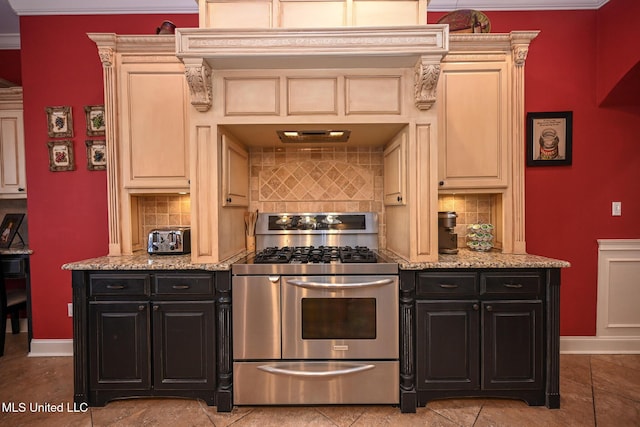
414, 58, 441, 111
175, 26, 449, 69
183, 58, 213, 112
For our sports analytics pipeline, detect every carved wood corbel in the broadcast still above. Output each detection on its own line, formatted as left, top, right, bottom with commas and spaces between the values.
183, 58, 213, 112
414, 57, 441, 110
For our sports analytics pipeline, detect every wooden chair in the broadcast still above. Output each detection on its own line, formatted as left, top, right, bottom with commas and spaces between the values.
0, 257, 27, 356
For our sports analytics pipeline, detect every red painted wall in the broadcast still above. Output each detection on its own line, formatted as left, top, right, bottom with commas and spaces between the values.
0, 49, 22, 84
18, 7, 640, 339
596, 0, 640, 106
19, 14, 198, 339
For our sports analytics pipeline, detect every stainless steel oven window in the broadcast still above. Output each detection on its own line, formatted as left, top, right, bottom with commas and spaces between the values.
301, 297, 376, 339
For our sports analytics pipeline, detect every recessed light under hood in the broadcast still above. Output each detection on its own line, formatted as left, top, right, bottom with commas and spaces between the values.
277, 130, 351, 143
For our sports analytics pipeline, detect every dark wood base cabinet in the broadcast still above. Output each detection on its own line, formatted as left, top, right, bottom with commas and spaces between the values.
400, 268, 561, 413
72, 270, 233, 411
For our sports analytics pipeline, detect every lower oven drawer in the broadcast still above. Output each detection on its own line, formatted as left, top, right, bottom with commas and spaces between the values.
233, 361, 399, 405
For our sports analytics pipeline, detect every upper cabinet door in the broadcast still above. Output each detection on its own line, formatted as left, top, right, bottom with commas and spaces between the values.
221, 135, 249, 207
383, 129, 407, 206
438, 61, 509, 190
119, 61, 190, 189
0, 109, 27, 198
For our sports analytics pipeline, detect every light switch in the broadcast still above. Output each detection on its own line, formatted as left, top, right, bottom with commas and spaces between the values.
612, 201, 622, 216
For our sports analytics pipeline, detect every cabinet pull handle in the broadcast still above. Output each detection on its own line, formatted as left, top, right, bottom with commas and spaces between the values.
226, 197, 232, 203
486, 305, 493, 312
106, 284, 126, 290
503, 283, 523, 288
172, 284, 190, 290
472, 304, 479, 311
438, 283, 458, 289
397, 196, 403, 202
138, 305, 145, 311
18, 187, 25, 192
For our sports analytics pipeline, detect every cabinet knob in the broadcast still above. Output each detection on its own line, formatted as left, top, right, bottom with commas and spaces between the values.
153, 305, 159, 311
138, 305, 145, 311
472, 304, 479, 311
486, 305, 493, 312
438, 181, 444, 186
397, 196, 402, 202
226, 197, 232, 203
18, 187, 25, 192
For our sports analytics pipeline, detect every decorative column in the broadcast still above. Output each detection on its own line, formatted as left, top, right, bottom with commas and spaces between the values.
510, 31, 539, 254
89, 34, 121, 256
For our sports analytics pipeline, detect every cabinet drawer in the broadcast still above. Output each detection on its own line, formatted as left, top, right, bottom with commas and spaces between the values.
2, 258, 26, 278
90, 274, 150, 296
481, 271, 542, 298
154, 273, 214, 296
416, 272, 478, 298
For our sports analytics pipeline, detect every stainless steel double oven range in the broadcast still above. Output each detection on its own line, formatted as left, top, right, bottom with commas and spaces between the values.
232, 212, 399, 405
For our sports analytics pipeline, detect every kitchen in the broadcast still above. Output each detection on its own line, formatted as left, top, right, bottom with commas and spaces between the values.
1, 0, 640, 424
63, 2, 569, 412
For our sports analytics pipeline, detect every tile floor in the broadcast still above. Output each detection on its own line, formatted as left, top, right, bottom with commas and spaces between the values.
1, 333, 639, 426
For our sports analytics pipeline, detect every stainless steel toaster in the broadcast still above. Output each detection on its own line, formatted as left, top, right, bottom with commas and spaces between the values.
147, 227, 191, 255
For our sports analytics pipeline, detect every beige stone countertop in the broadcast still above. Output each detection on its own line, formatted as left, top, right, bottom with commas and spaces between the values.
0, 245, 33, 255
61, 251, 249, 271
380, 248, 571, 270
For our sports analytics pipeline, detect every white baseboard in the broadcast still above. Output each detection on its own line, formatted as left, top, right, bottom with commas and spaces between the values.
28, 339, 73, 357
18, 335, 640, 357
4, 318, 28, 333
561, 336, 640, 354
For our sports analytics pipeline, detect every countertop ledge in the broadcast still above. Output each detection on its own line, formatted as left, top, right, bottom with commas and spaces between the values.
62, 249, 569, 271
380, 248, 571, 270
61, 251, 249, 271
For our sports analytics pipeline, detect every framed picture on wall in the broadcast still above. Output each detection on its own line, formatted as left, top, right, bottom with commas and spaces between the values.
45, 106, 73, 138
47, 140, 75, 172
85, 140, 106, 170
526, 111, 573, 166
84, 105, 105, 136
0, 213, 25, 248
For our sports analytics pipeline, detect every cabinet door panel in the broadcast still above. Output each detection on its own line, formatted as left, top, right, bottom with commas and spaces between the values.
120, 62, 189, 189
0, 110, 27, 196
438, 61, 508, 189
383, 130, 406, 206
221, 135, 249, 206
416, 301, 480, 390
482, 301, 543, 390
89, 302, 150, 390
152, 301, 215, 390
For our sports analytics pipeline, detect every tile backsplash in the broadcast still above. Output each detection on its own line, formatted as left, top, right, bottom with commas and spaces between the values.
250, 147, 383, 214
140, 195, 191, 238
438, 194, 498, 248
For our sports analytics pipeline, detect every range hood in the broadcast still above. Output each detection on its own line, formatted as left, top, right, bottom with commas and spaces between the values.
175, 25, 449, 112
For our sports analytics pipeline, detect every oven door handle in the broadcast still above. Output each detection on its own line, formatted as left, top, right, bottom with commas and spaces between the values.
286, 278, 394, 289
257, 363, 375, 378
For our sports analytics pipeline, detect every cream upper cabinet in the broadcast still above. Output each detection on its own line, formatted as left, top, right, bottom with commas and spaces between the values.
0, 88, 26, 198
119, 61, 190, 189
383, 130, 406, 206
221, 135, 249, 207
437, 60, 509, 190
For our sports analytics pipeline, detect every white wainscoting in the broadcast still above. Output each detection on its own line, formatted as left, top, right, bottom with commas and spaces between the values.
562, 239, 640, 354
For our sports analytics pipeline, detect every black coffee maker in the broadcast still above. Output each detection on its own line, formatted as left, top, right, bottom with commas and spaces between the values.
438, 211, 458, 254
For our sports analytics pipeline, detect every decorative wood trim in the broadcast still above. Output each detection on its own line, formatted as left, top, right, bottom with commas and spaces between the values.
414, 58, 440, 111
183, 58, 213, 112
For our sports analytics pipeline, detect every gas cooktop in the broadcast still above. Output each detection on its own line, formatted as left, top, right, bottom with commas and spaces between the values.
253, 246, 377, 264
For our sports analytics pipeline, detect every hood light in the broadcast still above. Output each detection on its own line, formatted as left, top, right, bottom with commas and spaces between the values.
277, 130, 351, 143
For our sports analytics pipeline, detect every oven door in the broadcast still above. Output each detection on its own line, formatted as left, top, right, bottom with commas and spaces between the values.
282, 275, 398, 360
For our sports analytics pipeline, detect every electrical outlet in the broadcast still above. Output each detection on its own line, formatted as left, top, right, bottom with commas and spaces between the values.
67, 303, 73, 317
612, 201, 622, 216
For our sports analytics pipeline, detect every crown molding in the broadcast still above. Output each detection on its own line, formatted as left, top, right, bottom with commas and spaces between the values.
7, 0, 198, 16
428, 0, 609, 11
7, 0, 609, 15
0, 33, 20, 50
